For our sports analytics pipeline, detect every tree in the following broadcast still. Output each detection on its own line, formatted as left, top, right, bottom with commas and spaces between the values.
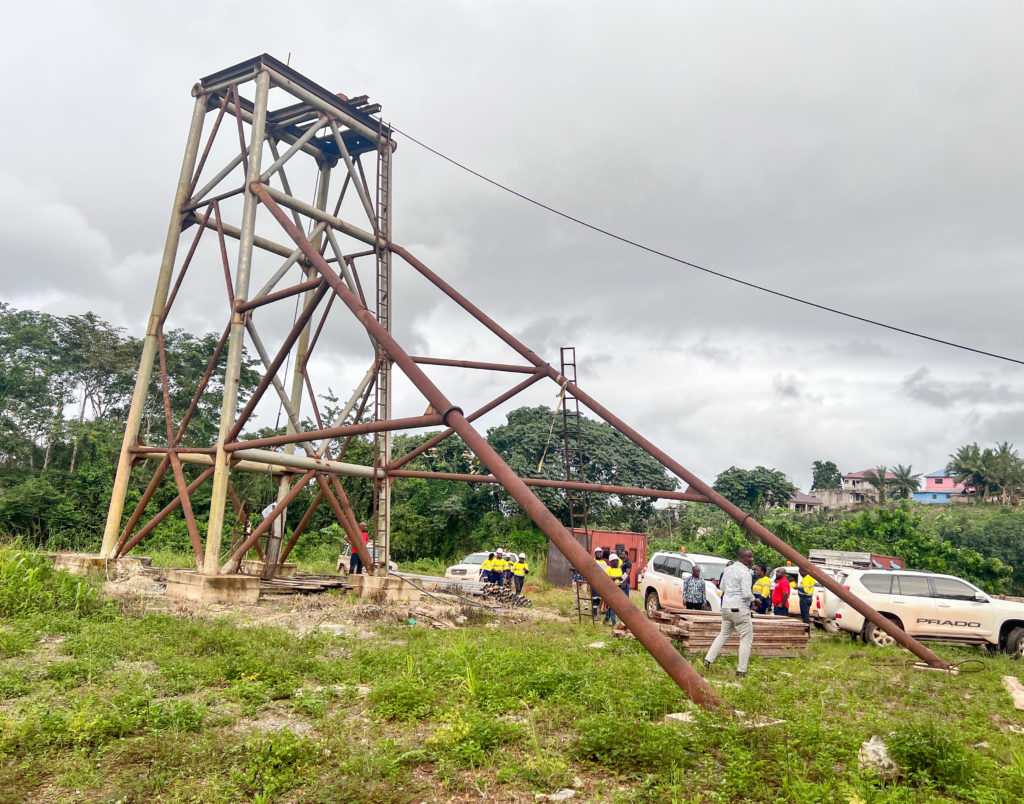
889, 464, 922, 500
947, 444, 988, 504
862, 466, 890, 504
987, 442, 1024, 504
811, 460, 842, 490
712, 466, 797, 515
485, 406, 679, 531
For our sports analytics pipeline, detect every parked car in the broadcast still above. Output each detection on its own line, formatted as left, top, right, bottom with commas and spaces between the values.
445, 552, 491, 582
640, 551, 730, 616
827, 567, 1024, 653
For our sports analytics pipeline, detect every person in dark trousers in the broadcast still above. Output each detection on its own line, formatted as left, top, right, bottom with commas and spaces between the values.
512, 553, 529, 594
346, 522, 370, 575
619, 553, 633, 596
704, 547, 755, 677
772, 568, 791, 616
602, 555, 624, 626
797, 572, 815, 625
683, 566, 707, 610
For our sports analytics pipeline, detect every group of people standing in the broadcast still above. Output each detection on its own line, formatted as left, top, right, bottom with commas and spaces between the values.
703, 549, 818, 677
571, 547, 633, 627
751, 564, 816, 623
479, 549, 530, 594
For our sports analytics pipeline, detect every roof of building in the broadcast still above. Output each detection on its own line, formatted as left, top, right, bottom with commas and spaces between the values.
791, 491, 823, 504
925, 469, 952, 478
843, 470, 897, 480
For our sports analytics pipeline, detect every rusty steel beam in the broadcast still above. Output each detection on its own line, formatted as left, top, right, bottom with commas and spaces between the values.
117, 466, 216, 557
279, 487, 325, 564
389, 244, 951, 671
235, 277, 324, 313
389, 372, 547, 471
113, 454, 171, 556
254, 181, 728, 711
386, 469, 712, 503
410, 356, 540, 374
223, 414, 443, 453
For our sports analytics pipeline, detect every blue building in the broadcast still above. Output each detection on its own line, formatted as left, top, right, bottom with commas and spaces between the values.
913, 469, 966, 504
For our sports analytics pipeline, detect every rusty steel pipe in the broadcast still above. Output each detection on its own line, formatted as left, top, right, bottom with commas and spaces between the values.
389, 372, 547, 471
223, 414, 443, 453
410, 356, 541, 374
235, 277, 324, 313
389, 244, 950, 670
279, 488, 325, 564
254, 182, 727, 710
386, 469, 712, 503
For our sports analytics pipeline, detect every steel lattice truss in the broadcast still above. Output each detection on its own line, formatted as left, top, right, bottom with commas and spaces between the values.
100, 55, 950, 711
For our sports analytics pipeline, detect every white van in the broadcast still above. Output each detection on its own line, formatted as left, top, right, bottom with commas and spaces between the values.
639, 551, 730, 616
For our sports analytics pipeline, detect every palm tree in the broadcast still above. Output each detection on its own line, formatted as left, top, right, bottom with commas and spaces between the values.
947, 443, 986, 504
988, 442, 1023, 504
889, 464, 922, 500
862, 466, 890, 504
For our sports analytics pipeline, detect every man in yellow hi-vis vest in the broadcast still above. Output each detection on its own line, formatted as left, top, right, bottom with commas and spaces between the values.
797, 572, 816, 625
512, 553, 529, 595
751, 565, 772, 614
602, 555, 624, 626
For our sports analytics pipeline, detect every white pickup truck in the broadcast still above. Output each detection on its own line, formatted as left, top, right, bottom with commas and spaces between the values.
827, 567, 1024, 654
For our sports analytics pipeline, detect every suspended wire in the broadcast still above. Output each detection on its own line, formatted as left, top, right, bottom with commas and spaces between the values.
391, 126, 1024, 368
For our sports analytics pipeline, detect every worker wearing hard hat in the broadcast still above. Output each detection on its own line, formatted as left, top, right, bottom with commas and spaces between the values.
494, 549, 507, 586
512, 553, 529, 595
480, 552, 497, 583
602, 554, 624, 626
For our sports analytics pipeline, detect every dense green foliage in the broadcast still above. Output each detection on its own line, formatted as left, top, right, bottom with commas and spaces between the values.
648, 501, 1014, 593
948, 442, 1024, 504
810, 459, 842, 489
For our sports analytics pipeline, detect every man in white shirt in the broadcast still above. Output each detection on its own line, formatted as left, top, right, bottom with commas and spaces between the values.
703, 547, 755, 677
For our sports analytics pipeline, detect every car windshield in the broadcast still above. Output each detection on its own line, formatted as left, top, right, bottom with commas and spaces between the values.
462, 554, 487, 565
695, 561, 729, 581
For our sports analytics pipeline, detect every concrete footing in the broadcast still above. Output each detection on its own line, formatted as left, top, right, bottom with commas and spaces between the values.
349, 573, 421, 603
164, 570, 261, 605
53, 554, 151, 574
240, 560, 297, 579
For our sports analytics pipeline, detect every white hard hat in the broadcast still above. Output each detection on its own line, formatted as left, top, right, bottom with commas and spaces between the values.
609, 553, 619, 562
519, 553, 526, 558
496, 548, 503, 553
594, 547, 602, 554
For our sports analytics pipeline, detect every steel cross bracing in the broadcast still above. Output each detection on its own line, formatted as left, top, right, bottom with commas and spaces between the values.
99, 54, 953, 714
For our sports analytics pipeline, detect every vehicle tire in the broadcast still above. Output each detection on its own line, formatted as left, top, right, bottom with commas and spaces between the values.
645, 590, 661, 618
863, 616, 901, 648
1004, 626, 1024, 658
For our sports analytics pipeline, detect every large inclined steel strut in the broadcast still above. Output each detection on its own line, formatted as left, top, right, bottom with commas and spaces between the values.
253, 182, 728, 711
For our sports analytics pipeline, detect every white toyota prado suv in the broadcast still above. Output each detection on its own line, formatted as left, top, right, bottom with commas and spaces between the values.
639, 551, 730, 616
828, 567, 1024, 654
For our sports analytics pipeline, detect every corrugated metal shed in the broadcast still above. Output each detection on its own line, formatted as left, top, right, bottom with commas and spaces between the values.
547, 528, 648, 589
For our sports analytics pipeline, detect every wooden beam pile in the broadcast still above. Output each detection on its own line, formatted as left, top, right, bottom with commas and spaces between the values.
613, 609, 808, 658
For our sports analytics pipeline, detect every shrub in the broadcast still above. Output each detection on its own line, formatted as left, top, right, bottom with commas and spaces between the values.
573, 714, 696, 772
887, 721, 977, 789
368, 676, 434, 721
426, 708, 521, 767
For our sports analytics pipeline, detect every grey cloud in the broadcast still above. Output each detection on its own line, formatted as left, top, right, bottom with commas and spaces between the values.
901, 367, 1024, 410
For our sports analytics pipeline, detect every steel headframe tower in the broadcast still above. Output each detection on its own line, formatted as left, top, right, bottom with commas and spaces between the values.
101, 55, 952, 713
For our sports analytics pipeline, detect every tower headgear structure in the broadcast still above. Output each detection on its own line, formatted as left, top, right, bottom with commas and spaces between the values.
100, 54, 951, 711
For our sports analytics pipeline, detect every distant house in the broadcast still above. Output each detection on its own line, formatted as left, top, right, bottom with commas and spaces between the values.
913, 469, 966, 505
813, 469, 896, 510
787, 491, 823, 514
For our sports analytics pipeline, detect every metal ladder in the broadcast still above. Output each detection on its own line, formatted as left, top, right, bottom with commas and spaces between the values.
372, 123, 393, 574
561, 347, 593, 623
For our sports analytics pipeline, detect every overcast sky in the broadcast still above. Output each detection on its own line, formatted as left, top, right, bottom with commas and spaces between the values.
2, 2, 1023, 492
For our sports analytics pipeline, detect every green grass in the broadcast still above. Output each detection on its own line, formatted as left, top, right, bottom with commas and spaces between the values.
5, 544, 1024, 802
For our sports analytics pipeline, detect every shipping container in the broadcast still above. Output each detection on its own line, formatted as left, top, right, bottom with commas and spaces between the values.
546, 528, 648, 589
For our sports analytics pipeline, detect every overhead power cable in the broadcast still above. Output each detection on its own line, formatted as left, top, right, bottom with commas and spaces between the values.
392, 126, 1024, 368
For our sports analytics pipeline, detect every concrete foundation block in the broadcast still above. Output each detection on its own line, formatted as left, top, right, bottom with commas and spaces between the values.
164, 570, 261, 605
53, 554, 150, 575
349, 573, 421, 603
240, 560, 297, 579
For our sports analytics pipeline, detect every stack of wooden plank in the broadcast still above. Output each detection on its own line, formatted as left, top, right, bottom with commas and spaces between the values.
613, 609, 808, 658
258, 572, 353, 595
